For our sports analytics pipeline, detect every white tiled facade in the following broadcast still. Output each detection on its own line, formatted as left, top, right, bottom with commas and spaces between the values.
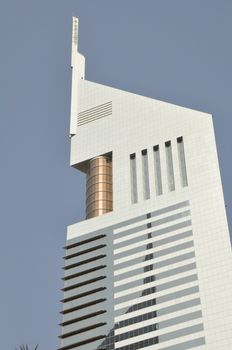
59, 18, 232, 350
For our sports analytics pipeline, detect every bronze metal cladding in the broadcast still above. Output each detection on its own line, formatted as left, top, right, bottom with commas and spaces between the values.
86, 156, 113, 219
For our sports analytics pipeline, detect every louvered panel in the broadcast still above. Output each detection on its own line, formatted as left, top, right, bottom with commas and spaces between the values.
78, 102, 112, 126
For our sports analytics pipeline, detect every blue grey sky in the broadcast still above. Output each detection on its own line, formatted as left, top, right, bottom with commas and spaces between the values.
0, 0, 231, 349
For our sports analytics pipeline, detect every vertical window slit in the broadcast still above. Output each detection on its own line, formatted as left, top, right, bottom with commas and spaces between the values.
130, 153, 138, 204
165, 141, 175, 191
177, 136, 188, 187
141, 149, 150, 200
153, 145, 163, 195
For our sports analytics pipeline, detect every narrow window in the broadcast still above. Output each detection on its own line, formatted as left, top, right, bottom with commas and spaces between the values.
165, 141, 175, 191
130, 153, 138, 203
141, 149, 150, 200
177, 136, 188, 187
153, 145, 163, 195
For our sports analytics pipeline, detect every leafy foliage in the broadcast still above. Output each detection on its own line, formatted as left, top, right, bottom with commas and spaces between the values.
15, 345, 38, 350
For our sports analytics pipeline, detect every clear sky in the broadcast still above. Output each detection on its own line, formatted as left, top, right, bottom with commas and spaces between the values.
0, 0, 231, 349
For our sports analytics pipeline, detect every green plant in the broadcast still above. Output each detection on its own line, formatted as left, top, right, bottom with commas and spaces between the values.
15, 345, 38, 350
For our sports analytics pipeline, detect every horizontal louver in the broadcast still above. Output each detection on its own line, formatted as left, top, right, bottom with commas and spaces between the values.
78, 102, 112, 126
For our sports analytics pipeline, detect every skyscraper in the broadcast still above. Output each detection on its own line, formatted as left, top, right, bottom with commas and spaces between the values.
59, 17, 232, 350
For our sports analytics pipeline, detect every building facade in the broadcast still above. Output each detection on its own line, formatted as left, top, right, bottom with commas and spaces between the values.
59, 18, 232, 350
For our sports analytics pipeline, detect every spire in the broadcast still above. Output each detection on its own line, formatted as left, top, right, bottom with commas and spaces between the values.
72, 17, 78, 46
69, 17, 85, 136
71, 17, 79, 67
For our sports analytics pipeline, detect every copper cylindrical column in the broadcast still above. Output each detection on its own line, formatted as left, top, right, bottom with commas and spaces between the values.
86, 156, 113, 219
